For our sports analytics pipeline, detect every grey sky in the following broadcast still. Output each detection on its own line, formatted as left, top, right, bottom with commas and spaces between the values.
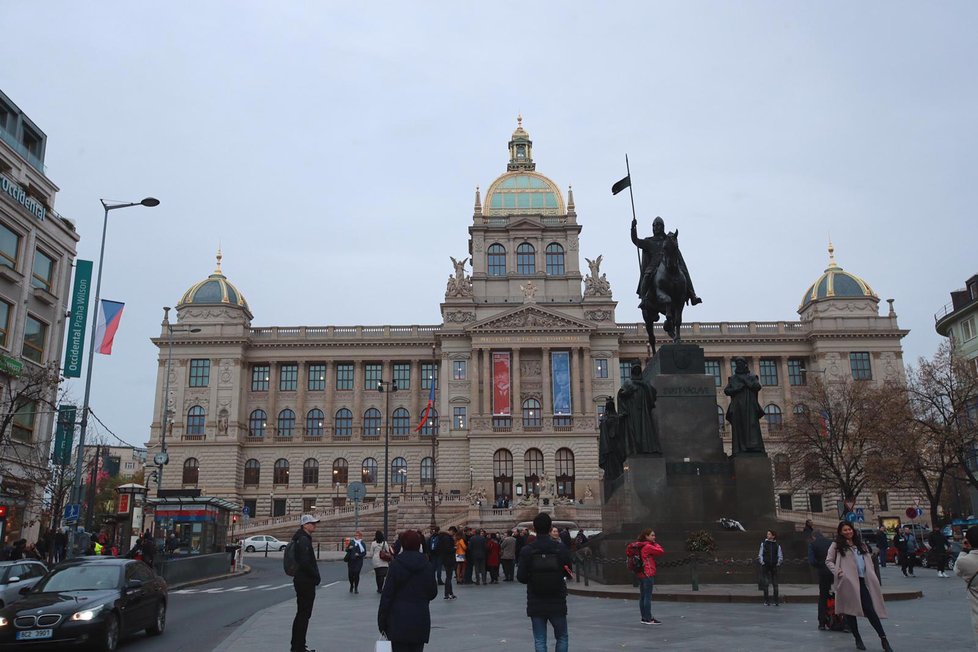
3, 2, 974, 448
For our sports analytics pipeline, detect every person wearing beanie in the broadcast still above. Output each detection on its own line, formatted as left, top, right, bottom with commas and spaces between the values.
378, 530, 438, 652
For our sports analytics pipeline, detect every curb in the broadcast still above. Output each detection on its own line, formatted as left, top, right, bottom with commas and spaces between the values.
169, 563, 252, 590
567, 585, 924, 603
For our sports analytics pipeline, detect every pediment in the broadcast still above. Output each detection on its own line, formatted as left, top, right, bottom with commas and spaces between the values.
467, 305, 594, 333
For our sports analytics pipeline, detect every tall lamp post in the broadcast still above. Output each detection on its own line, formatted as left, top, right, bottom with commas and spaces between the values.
428, 345, 438, 528
156, 307, 201, 497
377, 378, 398, 538
72, 197, 159, 539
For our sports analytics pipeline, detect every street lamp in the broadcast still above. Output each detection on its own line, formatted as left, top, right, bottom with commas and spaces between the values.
156, 307, 201, 497
72, 197, 159, 537
428, 345, 438, 528
377, 378, 398, 538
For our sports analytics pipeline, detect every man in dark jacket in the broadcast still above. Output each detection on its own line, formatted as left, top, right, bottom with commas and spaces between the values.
378, 530, 438, 650
438, 527, 457, 599
291, 514, 321, 652
928, 526, 949, 577
517, 512, 573, 652
469, 528, 487, 585
808, 531, 835, 630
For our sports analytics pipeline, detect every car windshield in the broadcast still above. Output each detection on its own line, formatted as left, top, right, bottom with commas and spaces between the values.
35, 565, 121, 592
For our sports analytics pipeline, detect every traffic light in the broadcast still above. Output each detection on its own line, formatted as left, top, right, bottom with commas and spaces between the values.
147, 470, 159, 485
0, 505, 7, 519
232, 514, 238, 523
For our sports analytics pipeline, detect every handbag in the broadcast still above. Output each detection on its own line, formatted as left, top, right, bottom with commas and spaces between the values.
379, 543, 393, 562
375, 639, 392, 652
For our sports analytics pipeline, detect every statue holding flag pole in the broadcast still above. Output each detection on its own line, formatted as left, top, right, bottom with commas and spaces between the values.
612, 157, 702, 354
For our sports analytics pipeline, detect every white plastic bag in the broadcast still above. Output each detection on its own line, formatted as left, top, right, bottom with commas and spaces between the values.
375, 640, 392, 652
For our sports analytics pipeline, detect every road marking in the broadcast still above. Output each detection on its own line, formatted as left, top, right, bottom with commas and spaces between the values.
224, 586, 250, 592
171, 589, 199, 594
263, 583, 293, 591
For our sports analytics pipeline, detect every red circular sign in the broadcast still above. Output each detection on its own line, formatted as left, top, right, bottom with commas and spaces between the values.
905, 507, 917, 519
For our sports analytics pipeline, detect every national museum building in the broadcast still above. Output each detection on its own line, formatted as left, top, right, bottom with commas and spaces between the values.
147, 121, 910, 526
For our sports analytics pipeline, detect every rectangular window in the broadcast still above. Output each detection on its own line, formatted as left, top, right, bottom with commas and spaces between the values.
0, 223, 20, 269
307, 363, 326, 391
453, 406, 467, 430
280, 363, 298, 391
453, 360, 467, 380
422, 362, 438, 389
364, 363, 382, 390
759, 359, 778, 386
21, 315, 46, 363
302, 498, 316, 512
243, 499, 257, 517
849, 352, 873, 380
30, 250, 54, 291
704, 359, 721, 387
788, 358, 807, 386
189, 359, 210, 387
778, 493, 793, 510
393, 362, 411, 389
619, 359, 639, 385
594, 358, 608, 379
963, 318, 976, 342
11, 401, 36, 442
877, 492, 889, 511
809, 493, 824, 513
272, 499, 286, 517
251, 364, 270, 392
0, 298, 10, 349
336, 363, 354, 390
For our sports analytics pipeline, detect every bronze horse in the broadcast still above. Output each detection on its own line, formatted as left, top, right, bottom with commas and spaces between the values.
640, 230, 687, 354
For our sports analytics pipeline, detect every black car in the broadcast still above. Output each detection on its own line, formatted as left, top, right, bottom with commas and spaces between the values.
0, 557, 167, 650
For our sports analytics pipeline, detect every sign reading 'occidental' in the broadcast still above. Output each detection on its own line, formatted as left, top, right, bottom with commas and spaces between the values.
0, 173, 46, 221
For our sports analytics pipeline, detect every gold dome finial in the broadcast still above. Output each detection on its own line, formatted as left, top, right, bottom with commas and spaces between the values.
826, 240, 838, 270
517, 113, 522, 128
215, 247, 223, 274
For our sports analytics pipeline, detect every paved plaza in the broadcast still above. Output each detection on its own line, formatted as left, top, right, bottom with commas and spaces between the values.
215, 562, 975, 651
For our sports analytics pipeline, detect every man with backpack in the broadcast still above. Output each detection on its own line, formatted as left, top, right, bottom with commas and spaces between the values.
287, 514, 321, 652
626, 528, 665, 624
517, 512, 573, 652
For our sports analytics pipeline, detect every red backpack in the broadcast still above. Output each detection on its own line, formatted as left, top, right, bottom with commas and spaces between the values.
625, 542, 644, 575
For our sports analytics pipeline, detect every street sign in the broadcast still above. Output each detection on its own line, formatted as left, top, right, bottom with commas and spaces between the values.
855, 508, 865, 523
64, 503, 81, 523
844, 511, 857, 523
242, 505, 250, 516
905, 507, 917, 519
916, 507, 924, 518
347, 481, 366, 501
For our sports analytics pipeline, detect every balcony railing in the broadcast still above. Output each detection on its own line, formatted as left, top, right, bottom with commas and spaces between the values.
0, 126, 46, 175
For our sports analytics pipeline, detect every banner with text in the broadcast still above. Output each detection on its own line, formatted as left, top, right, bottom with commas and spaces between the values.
551, 351, 572, 415
492, 352, 511, 416
63, 260, 93, 378
53, 404, 76, 466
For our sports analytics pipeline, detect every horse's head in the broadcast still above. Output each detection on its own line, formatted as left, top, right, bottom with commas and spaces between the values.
663, 231, 680, 265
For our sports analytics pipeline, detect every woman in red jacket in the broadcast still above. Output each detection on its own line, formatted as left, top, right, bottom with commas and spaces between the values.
626, 528, 665, 625
486, 533, 501, 583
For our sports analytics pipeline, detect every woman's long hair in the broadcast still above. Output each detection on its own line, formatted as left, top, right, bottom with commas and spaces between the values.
374, 530, 385, 544
637, 527, 652, 542
834, 521, 866, 556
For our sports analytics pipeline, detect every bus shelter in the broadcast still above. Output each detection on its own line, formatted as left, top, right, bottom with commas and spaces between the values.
147, 495, 239, 555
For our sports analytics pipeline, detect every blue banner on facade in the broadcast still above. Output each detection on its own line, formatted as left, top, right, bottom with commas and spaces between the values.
551, 351, 571, 415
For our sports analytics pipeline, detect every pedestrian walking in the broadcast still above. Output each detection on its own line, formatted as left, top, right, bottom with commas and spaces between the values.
344, 529, 367, 594
808, 530, 836, 631
517, 512, 573, 652
876, 526, 889, 568
894, 526, 916, 577
952, 525, 978, 647
825, 522, 893, 652
626, 528, 665, 625
139, 533, 156, 569
428, 526, 443, 585
453, 530, 467, 586
469, 528, 487, 585
757, 529, 783, 606
370, 530, 393, 593
928, 525, 950, 577
437, 526, 457, 600
289, 514, 321, 652
377, 530, 438, 652
500, 530, 517, 581
486, 532, 501, 583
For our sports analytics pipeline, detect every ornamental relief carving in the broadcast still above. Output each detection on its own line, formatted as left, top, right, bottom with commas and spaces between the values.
584, 309, 612, 321
449, 353, 471, 360
492, 311, 564, 329
220, 361, 233, 385
520, 391, 542, 402
448, 381, 471, 392
184, 395, 209, 410
590, 351, 614, 358
181, 307, 241, 321
445, 311, 476, 323
520, 360, 542, 377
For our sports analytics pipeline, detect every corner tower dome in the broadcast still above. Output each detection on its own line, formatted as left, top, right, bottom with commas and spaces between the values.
799, 242, 879, 311
178, 250, 251, 314
484, 116, 565, 216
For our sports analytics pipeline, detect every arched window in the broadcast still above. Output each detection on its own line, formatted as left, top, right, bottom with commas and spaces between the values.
392, 408, 410, 435
773, 453, 791, 482
522, 398, 542, 428
556, 448, 575, 498
186, 406, 205, 436
249, 409, 267, 438
717, 405, 725, 433
494, 449, 514, 503
545, 243, 565, 275
277, 409, 296, 438
363, 408, 382, 437
803, 454, 819, 481
764, 404, 783, 431
487, 243, 506, 276
420, 457, 434, 485
334, 408, 353, 437
793, 404, 808, 421
244, 459, 260, 485
332, 458, 348, 485
524, 448, 544, 496
273, 458, 290, 485
392, 457, 408, 486
182, 458, 199, 484
361, 457, 378, 484
303, 458, 319, 485
516, 243, 536, 275
306, 409, 325, 437
420, 408, 439, 436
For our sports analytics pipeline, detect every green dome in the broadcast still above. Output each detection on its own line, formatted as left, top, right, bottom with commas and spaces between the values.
799, 243, 878, 310
178, 252, 249, 311
485, 172, 564, 216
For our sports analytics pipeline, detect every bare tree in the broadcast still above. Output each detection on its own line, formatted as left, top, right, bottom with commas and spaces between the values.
0, 362, 63, 454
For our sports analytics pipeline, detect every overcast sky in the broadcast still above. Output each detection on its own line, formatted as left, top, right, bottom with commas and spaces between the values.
3, 2, 975, 449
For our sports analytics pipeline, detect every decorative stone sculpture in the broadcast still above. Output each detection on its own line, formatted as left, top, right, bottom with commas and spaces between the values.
520, 280, 538, 302
584, 255, 612, 296
446, 256, 473, 298
724, 356, 766, 455
616, 364, 662, 455
598, 396, 626, 496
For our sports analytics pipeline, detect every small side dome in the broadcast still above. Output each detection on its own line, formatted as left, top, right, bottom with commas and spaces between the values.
178, 251, 250, 312
799, 242, 878, 310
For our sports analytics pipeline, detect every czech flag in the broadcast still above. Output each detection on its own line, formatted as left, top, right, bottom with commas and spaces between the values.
415, 378, 436, 433
94, 300, 125, 355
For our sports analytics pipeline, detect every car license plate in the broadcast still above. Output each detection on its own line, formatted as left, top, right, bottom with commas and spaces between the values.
16, 629, 53, 640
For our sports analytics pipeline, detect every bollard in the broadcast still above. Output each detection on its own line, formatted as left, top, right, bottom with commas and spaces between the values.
264, 542, 269, 558
690, 557, 700, 591
317, 542, 320, 559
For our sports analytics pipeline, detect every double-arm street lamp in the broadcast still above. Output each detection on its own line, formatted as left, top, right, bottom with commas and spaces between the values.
377, 378, 398, 538
72, 198, 159, 536
155, 307, 201, 496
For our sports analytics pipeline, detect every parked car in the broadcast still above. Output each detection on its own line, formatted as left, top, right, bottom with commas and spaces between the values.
0, 556, 167, 651
0, 561, 47, 609
241, 535, 287, 552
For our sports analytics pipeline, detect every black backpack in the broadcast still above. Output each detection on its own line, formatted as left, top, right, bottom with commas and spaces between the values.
529, 548, 564, 596
283, 539, 299, 577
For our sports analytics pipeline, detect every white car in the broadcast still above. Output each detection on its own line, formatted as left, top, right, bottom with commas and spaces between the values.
242, 535, 288, 552
0, 560, 48, 608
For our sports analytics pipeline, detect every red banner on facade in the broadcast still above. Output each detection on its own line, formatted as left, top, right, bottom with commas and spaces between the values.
492, 352, 511, 416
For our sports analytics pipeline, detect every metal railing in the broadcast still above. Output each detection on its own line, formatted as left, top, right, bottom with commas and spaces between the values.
0, 126, 46, 175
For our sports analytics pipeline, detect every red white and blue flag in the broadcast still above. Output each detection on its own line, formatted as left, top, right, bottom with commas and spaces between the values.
818, 410, 831, 438
94, 300, 125, 355
415, 378, 436, 432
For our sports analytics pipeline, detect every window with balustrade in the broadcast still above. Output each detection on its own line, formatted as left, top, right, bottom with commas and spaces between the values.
334, 408, 352, 437
392, 457, 407, 486
273, 459, 290, 485
363, 408, 382, 437
186, 406, 205, 436
392, 408, 410, 435
545, 243, 564, 275
362, 457, 378, 484
244, 459, 260, 485
487, 243, 506, 276
306, 409, 324, 437
524, 448, 544, 496
182, 458, 199, 484
248, 410, 267, 438
332, 458, 348, 484
277, 409, 296, 437
516, 243, 536, 274
303, 458, 319, 485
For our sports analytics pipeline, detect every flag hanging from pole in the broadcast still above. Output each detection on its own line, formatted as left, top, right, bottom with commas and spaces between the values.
415, 377, 436, 432
611, 174, 631, 195
94, 300, 125, 355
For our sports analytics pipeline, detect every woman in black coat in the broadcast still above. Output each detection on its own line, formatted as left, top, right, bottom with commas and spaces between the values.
378, 530, 438, 652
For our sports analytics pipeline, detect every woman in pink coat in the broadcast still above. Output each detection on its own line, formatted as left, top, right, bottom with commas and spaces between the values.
825, 522, 893, 652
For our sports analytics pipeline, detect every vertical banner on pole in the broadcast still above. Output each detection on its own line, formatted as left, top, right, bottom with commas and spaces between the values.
63, 260, 93, 378
551, 351, 572, 415
53, 405, 77, 465
492, 352, 511, 416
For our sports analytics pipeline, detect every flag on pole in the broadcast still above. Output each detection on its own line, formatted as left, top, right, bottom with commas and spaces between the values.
818, 410, 831, 438
611, 174, 631, 195
94, 300, 125, 355
415, 378, 436, 432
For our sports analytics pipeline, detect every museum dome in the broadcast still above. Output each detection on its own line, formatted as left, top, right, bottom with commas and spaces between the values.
178, 251, 250, 311
484, 116, 565, 216
799, 242, 878, 310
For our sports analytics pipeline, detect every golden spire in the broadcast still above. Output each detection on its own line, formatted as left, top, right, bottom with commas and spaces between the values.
215, 247, 223, 274
517, 113, 522, 128
825, 240, 839, 270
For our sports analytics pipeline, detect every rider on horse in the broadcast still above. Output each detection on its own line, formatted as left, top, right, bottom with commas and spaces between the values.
631, 216, 702, 314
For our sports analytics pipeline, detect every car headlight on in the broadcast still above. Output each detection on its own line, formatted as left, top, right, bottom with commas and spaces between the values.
70, 604, 105, 621
0, 617, 8, 627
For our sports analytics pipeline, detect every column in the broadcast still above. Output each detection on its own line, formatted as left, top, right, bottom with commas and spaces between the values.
469, 347, 480, 418
323, 362, 334, 435
570, 347, 581, 416
581, 347, 593, 416
296, 362, 307, 436
512, 348, 522, 423
410, 359, 421, 420
439, 353, 450, 432
351, 361, 363, 431
482, 348, 492, 416
542, 347, 552, 416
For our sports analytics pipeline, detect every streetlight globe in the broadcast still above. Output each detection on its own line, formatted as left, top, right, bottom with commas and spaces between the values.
140, 197, 161, 207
